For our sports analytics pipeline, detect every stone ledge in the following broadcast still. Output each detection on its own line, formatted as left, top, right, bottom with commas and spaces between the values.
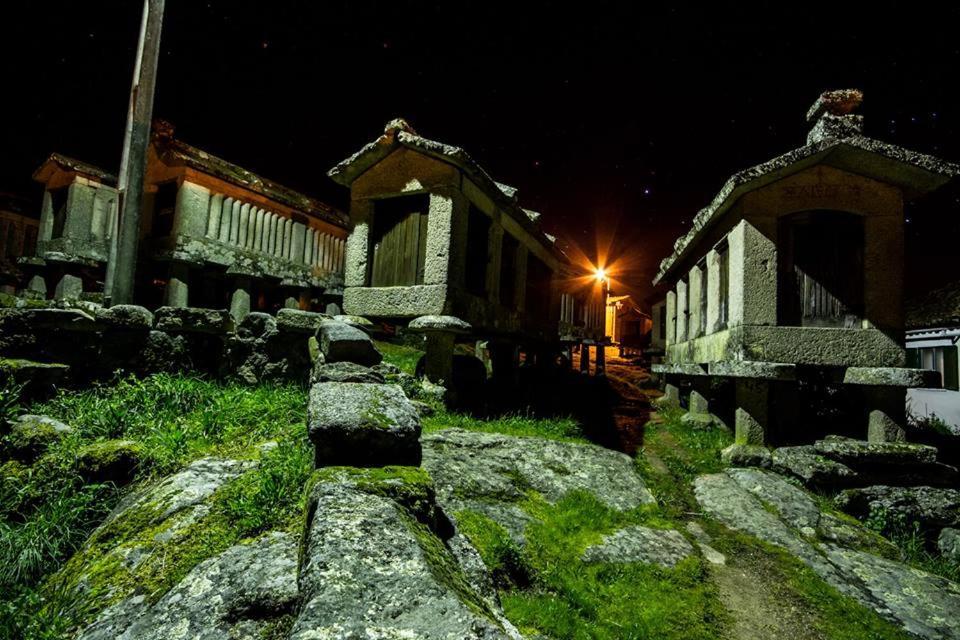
844, 367, 941, 388
651, 362, 708, 376
709, 360, 796, 380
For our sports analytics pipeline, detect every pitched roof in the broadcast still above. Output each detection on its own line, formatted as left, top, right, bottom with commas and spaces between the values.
328, 119, 556, 253
32, 153, 118, 185
653, 110, 960, 285
153, 122, 346, 227
907, 280, 960, 330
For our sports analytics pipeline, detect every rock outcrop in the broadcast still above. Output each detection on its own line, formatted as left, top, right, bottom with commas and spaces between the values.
422, 428, 655, 541
694, 468, 960, 640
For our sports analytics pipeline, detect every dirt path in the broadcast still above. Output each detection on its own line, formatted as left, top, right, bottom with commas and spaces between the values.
601, 354, 828, 640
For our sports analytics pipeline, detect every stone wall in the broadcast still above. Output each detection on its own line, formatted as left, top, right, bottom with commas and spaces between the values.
0, 302, 330, 390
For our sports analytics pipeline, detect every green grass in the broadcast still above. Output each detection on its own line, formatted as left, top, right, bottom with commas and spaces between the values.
374, 339, 424, 376
864, 507, 960, 582
460, 491, 725, 639
423, 409, 586, 442
0, 374, 310, 639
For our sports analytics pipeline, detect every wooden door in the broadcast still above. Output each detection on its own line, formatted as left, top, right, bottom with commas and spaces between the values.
369, 195, 430, 287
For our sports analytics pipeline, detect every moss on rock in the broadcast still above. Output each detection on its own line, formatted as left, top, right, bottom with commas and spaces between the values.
75, 440, 144, 485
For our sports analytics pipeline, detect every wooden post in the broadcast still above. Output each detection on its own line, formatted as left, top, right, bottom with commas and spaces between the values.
107, 0, 165, 305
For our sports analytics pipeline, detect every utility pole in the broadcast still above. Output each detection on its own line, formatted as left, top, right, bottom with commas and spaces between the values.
105, 0, 165, 305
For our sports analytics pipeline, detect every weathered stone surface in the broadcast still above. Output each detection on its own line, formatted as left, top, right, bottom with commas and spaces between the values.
835, 485, 960, 530
103, 457, 254, 529
814, 436, 938, 466
310, 361, 384, 385
3, 414, 72, 462
153, 306, 234, 334
939, 528, 960, 561
0, 359, 70, 398
75, 440, 144, 485
822, 543, 960, 640
408, 314, 472, 334
333, 314, 374, 332
694, 468, 960, 639
79, 533, 299, 640
141, 330, 190, 373
582, 525, 694, 568
94, 305, 154, 331
317, 319, 382, 366
770, 445, 859, 488
308, 382, 421, 467
237, 311, 276, 339
422, 429, 654, 542
291, 481, 516, 639
721, 444, 772, 468
844, 366, 941, 388
276, 308, 330, 334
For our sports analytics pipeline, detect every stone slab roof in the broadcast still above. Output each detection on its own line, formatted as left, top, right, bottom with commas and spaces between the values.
907, 280, 960, 330
153, 123, 346, 228
32, 153, 118, 186
653, 135, 960, 285
328, 119, 557, 254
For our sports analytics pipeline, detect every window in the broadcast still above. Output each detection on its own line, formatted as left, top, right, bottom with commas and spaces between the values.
464, 205, 491, 296
778, 211, 864, 327
368, 194, 430, 287
717, 245, 729, 329
499, 233, 519, 308
151, 181, 179, 238
50, 187, 69, 239
908, 346, 959, 391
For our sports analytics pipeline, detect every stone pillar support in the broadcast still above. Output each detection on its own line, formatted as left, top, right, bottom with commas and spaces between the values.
682, 383, 716, 428
662, 383, 681, 406
54, 273, 83, 300
595, 341, 606, 376
164, 262, 190, 308
864, 387, 907, 443
579, 342, 592, 375
230, 277, 252, 324
489, 342, 519, 388
734, 378, 769, 445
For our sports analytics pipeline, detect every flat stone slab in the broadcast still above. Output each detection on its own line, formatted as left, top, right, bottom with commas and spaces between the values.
0, 307, 98, 331
651, 362, 708, 376
408, 314, 472, 334
814, 435, 939, 466
422, 429, 654, 542
708, 360, 796, 380
844, 367, 942, 388
771, 445, 859, 488
581, 525, 694, 568
308, 382, 421, 467
276, 308, 330, 334
153, 307, 234, 334
317, 319, 382, 366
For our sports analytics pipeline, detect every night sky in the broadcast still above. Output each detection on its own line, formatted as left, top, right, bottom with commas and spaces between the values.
3, 2, 959, 302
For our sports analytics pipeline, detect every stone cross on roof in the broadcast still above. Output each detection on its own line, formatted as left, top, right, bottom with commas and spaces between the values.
806, 89, 865, 145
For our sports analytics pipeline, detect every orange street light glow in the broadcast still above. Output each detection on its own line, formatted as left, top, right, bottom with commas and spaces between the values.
595, 267, 607, 282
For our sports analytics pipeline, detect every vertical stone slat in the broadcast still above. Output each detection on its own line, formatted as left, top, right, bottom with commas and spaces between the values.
229, 200, 241, 245
254, 208, 265, 252
206, 193, 224, 238
238, 203, 250, 248
218, 197, 234, 242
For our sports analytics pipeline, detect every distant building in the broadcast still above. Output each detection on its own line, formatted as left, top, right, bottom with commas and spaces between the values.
605, 294, 651, 352
906, 280, 960, 432
0, 193, 40, 292
23, 121, 347, 318
652, 89, 959, 446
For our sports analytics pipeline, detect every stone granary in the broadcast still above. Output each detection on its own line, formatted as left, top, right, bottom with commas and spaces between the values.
24, 122, 348, 320
328, 119, 605, 388
652, 90, 960, 447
